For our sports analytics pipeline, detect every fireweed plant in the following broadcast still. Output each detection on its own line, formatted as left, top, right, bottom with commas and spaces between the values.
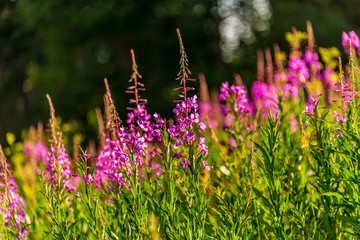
4, 24, 360, 239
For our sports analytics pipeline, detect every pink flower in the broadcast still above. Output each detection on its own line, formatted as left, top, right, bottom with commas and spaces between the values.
75, 192, 80, 198
84, 174, 93, 184
18, 229, 29, 239
203, 160, 211, 171
288, 55, 309, 85
198, 122, 206, 131
155, 164, 163, 175
180, 158, 190, 168
198, 137, 208, 155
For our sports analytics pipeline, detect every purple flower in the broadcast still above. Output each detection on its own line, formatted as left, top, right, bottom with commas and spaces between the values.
174, 138, 182, 149
174, 153, 182, 159
282, 83, 299, 100
219, 82, 230, 101
302, 97, 318, 116
322, 67, 336, 88
155, 164, 163, 175
180, 158, 190, 168
288, 55, 309, 85
0, 189, 28, 238
202, 160, 211, 171
18, 229, 29, 239
252, 81, 279, 116
84, 174, 94, 184
304, 120, 309, 129
198, 122, 206, 131
304, 51, 319, 65
47, 144, 77, 192
95, 123, 151, 189
342, 32, 350, 50
349, 31, 360, 49
342, 31, 360, 53
24, 139, 49, 171
220, 83, 251, 116
182, 131, 195, 144
198, 137, 208, 155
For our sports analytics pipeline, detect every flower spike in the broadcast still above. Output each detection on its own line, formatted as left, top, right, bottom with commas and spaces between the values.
103, 78, 122, 138
126, 49, 147, 110
176, 28, 195, 116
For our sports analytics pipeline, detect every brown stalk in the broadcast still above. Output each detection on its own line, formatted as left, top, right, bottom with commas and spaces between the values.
177, 28, 189, 116
273, 44, 284, 73
292, 27, 300, 52
256, 49, 264, 82
265, 48, 273, 84
306, 21, 314, 53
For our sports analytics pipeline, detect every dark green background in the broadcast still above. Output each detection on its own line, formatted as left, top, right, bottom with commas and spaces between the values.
0, 0, 359, 143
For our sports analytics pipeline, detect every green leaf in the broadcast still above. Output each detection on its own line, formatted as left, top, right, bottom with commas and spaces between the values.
322, 192, 343, 199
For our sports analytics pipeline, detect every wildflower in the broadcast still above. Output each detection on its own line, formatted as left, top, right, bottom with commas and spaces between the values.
252, 81, 278, 116
304, 50, 319, 65
198, 122, 206, 131
219, 82, 229, 101
18, 229, 29, 239
304, 120, 309, 129
220, 82, 251, 115
198, 137, 208, 155
0, 189, 28, 239
84, 174, 93, 184
281, 83, 298, 100
202, 160, 211, 171
229, 136, 237, 148
322, 67, 337, 88
342, 31, 360, 53
24, 140, 49, 165
180, 158, 190, 168
174, 153, 182, 159
155, 164, 163, 175
302, 97, 318, 116
46, 95, 76, 192
288, 55, 309, 85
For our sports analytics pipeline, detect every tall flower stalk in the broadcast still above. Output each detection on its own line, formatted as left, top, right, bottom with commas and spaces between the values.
0, 145, 28, 239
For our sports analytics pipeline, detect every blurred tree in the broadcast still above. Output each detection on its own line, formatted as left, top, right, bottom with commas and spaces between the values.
0, 0, 224, 143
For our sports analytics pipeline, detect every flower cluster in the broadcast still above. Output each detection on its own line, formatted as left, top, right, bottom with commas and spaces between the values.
45, 94, 77, 193
219, 82, 252, 115
0, 190, 28, 239
252, 81, 279, 116
95, 51, 156, 191
24, 140, 48, 165
127, 105, 153, 142
342, 31, 360, 54
46, 144, 76, 192
288, 55, 310, 85
0, 146, 28, 239
95, 127, 149, 189
167, 95, 209, 170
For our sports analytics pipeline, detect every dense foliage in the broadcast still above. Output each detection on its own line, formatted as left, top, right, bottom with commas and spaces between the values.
2, 24, 360, 239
